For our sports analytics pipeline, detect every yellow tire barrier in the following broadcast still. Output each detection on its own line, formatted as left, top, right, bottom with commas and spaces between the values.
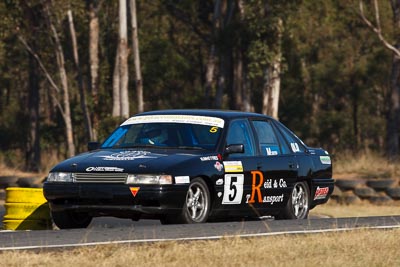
5, 187, 47, 204
3, 203, 50, 220
2, 187, 52, 230
2, 219, 52, 231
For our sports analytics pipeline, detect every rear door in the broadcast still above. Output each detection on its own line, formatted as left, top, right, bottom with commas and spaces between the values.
246, 119, 298, 213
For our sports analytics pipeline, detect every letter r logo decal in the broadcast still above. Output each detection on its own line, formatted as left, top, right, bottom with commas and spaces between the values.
249, 171, 263, 204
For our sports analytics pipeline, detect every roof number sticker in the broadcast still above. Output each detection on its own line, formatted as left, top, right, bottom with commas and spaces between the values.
209, 126, 218, 133
290, 143, 300, 153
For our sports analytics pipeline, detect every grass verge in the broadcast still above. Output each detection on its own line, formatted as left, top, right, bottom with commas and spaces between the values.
0, 229, 399, 266
310, 200, 400, 218
333, 152, 400, 179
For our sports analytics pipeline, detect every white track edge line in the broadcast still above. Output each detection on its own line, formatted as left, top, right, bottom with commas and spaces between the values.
1, 224, 400, 251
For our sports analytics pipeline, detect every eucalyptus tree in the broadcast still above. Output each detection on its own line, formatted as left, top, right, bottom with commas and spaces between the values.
112, 0, 129, 118
360, 0, 400, 159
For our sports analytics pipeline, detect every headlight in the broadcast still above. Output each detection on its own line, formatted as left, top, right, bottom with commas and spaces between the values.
47, 172, 74, 182
126, 174, 172, 185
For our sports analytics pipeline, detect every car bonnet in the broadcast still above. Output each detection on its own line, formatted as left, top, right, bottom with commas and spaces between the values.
49, 149, 209, 174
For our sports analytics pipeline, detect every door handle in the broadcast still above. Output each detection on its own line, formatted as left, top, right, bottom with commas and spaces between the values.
288, 162, 298, 169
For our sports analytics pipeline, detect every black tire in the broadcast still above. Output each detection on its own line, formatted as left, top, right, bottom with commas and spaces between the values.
386, 187, 400, 199
366, 179, 396, 191
277, 181, 310, 220
335, 179, 365, 191
339, 192, 361, 205
369, 195, 393, 204
0, 189, 5, 200
354, 187, 377, 198
51, 211, 92, 229
161, 178, 211, 224
17, 177, 42, 188
0, 176, 19, 189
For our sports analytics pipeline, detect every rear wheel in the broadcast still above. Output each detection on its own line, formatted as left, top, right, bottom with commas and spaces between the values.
51, 210, 92, 229
161, 177, 211, 224
277, 181, 310, 220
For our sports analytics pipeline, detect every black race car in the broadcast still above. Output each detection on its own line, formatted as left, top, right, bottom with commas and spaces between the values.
44, 110, 334, 229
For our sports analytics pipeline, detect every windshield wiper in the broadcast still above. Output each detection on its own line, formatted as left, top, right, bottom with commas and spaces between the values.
110, 144, 207, 150
112, 144, 157, 149
176, 146, 206, 150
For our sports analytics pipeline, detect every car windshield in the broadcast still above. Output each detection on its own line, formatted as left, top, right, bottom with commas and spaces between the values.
101, 115, 225, 151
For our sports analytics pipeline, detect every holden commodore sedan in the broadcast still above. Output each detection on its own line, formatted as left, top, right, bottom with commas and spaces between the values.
44, 110, 334, 229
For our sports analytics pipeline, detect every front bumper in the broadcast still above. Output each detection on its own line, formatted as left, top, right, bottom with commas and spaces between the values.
43, 182, 188, 218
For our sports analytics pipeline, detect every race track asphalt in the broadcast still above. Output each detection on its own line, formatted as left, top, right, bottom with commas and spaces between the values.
1, 200, 400, 251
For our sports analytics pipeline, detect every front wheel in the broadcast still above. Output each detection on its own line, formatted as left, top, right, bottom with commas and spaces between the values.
51, 210, 92, 229
277, 181, 310, 220
161, 178, 211, 224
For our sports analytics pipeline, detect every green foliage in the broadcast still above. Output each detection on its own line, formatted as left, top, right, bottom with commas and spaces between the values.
0, 0, 397, 168
280, 0, 391, 154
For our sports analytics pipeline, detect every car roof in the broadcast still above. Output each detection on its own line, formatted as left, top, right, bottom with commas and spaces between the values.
134, 109, 273, 121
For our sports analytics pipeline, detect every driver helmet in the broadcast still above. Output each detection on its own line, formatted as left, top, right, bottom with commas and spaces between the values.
141, 125, 168, 145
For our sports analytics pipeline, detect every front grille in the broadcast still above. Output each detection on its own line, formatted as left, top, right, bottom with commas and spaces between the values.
73, 173, 128, 183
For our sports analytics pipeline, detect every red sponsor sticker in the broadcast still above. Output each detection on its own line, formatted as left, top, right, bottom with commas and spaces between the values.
314, 186, 329, 200
130, 187, 140, 197
214, 161, 223, 172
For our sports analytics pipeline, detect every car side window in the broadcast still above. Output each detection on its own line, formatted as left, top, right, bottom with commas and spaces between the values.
226, 119, 255, 157
252, 120, 281, 156
275, 121, 306, 153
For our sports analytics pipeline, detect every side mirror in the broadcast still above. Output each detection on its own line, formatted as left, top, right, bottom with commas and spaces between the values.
225, 144, 244, 154
87, 142, 100, 151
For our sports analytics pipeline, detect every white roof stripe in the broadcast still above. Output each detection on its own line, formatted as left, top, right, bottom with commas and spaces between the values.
121, 114, 225, 128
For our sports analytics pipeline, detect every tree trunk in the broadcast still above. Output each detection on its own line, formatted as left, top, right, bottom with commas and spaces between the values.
21, 2, 41, 171
233, 0, 245, 111
301, 58, 320, 140
350, 73, 360, 152
262, 18, 282, 120
359, 0, 400, 159
214, 0, 235, 109
266, 57, 282, 119
215, 57, 225, 109
204, 45, 216, 108
130, 0, 144, 113
216, 49, 233, 109
88, 0, 100, 140
26, 49, 41, 171
233, 48, 243, 110
46, 5, 75, 157
386, 0, 400, 159
387, 52, 400, 159
119, 0, 129, 118
112, 46, 121, 117
68, 10, 93, 142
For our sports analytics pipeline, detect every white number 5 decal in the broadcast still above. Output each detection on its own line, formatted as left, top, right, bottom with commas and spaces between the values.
222, 174, 244, 204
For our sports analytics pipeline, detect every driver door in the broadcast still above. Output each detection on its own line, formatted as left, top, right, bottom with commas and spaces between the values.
219, 119, 258, 215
